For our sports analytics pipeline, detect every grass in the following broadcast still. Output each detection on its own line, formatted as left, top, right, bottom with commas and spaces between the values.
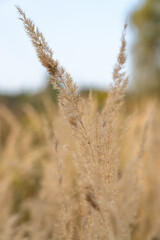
0, 6, 160, 240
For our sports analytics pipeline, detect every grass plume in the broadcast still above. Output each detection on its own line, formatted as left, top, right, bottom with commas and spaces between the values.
0, 6, 159, 240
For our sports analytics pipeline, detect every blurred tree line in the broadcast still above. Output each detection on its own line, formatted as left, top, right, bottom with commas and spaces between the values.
131, 0, 160, 95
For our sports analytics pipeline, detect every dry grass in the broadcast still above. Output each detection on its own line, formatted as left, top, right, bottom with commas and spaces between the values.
0, 6, 160, 240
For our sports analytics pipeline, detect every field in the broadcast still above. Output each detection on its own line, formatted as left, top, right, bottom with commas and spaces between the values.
0, 7, 160, 240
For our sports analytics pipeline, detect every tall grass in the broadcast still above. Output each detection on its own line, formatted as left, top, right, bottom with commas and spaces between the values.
0, 6, 160, 240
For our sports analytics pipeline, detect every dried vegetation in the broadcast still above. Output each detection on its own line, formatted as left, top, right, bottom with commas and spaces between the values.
0, 7, 160, 240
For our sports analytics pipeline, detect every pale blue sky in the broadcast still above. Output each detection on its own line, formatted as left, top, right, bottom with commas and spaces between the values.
0, 0, 143, 94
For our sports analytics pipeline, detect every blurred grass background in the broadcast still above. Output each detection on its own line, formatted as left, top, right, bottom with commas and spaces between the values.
1, 1, 160, 239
